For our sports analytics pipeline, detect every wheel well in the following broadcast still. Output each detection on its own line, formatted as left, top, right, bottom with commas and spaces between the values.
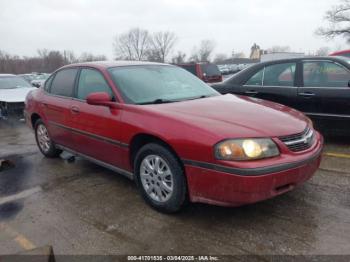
31, 113, 41, 128
129, 134, 183, 171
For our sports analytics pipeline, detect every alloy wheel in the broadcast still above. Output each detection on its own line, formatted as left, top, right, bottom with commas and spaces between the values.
140, 155, 174, 203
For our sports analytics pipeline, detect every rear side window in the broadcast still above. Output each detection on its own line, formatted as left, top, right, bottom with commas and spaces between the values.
44, 75, 54, 92
201, 64, 221, 77
77, 68, 114, 100
50, 68, 78, 97
303, 61, 350, 87
263, 63, 296, 86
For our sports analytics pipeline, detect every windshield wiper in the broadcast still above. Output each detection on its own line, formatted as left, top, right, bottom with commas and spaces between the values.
186, 95, 213, 101
138, 98, 177, 105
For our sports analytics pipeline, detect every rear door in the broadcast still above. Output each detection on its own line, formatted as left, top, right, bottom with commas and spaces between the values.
298, 60, 350, 120
69, 67, 126, 169
41, 68, 78, 147
241, 62, 299, 109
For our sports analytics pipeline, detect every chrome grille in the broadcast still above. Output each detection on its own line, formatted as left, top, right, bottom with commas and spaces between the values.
279, 127, 315, 152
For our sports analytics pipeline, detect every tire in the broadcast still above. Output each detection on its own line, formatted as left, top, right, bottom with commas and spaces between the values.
134, 143, 187, 213
34, 119, 62, 158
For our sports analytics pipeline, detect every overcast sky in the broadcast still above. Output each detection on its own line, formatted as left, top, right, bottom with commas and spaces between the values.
0, 0, 346, 60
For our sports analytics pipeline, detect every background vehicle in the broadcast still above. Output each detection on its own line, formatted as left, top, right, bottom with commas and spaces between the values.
0, 74, 36, 118
25, 61, 322, 213
19, 73, 50, 87
212, 56, 350, 134
330, 49, 350, 58
30, 73, 50, 87
19, 73, 36, 83
176, 62, 223, 83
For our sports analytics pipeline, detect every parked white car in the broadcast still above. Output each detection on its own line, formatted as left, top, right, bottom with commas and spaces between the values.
0, 74, 36, 118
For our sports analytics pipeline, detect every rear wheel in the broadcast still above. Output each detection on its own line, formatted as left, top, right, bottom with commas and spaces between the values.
134, 143, 187, 213
34, 119, 62, 158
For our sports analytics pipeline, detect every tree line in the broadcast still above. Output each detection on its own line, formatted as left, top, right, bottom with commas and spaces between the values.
0, 49, 106, 74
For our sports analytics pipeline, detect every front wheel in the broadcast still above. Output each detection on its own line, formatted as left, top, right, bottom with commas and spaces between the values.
35, 119, 62, 158
134, 143, 187, 213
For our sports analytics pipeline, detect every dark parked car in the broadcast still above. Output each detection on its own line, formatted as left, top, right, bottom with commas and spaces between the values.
212, 56, 350, 133
25, 61, 322, 212
176, 62, 223, 83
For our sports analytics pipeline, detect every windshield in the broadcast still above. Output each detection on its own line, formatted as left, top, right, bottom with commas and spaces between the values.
108, 65, 219, 104
0, 76, 33, 89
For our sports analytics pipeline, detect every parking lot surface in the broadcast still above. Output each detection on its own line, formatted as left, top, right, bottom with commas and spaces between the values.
0, 120, 350, 256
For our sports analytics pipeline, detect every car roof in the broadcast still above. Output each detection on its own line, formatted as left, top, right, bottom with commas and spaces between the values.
257, 56, 346, 66
330, 49, 350, 56
62, 60, 167, 70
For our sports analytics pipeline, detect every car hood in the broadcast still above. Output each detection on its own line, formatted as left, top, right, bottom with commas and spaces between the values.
0, 87, 37, 103
147, 94, 309, 138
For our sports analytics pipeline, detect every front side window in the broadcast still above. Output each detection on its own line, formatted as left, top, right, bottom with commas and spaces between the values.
303, 61, 350, 87
263, 63, 296, 86
50, 68, 78, 97
245, 68, 264, 86
108, 65, 219, 104
77, 68, 113, 100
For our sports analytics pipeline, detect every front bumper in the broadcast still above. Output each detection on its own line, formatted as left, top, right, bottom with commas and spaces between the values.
0, 102, 25, 118
185, 136, 323, 207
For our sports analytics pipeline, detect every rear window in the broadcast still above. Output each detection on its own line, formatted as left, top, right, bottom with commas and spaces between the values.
50, 68, 78, 97
200, 64, 221, 77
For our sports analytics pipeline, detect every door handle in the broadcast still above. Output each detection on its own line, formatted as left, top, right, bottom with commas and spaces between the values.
70, 106, 80, 114
299, 92, 315, 98
245, 90, 258, 95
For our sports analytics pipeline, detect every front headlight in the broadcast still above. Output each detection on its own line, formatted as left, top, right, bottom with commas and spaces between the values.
214, 138, 279, 161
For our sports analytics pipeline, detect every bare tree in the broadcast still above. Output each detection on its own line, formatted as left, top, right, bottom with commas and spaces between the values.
171, 51, 186, 64
315, 47, 331, 56
316, 0, 350, 42
189, 40, 216, 62
63, 50, 78, 64
267, 46, 291, 53
113, 28, 151, 60
79, 52, 107, 62
0, 49, 108, 74
198, 40, 216, 62
148, 31, 177, 62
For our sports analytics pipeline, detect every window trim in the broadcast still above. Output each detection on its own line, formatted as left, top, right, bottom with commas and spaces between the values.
302, 60, 350, 88
73, 66, 118, 102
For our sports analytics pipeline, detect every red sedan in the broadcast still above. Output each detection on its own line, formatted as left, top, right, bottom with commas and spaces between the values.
25, 61, 323, 213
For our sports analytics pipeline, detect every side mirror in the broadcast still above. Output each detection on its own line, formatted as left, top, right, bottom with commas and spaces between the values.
86, 92, 119, 109
348, 80, 350, 87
